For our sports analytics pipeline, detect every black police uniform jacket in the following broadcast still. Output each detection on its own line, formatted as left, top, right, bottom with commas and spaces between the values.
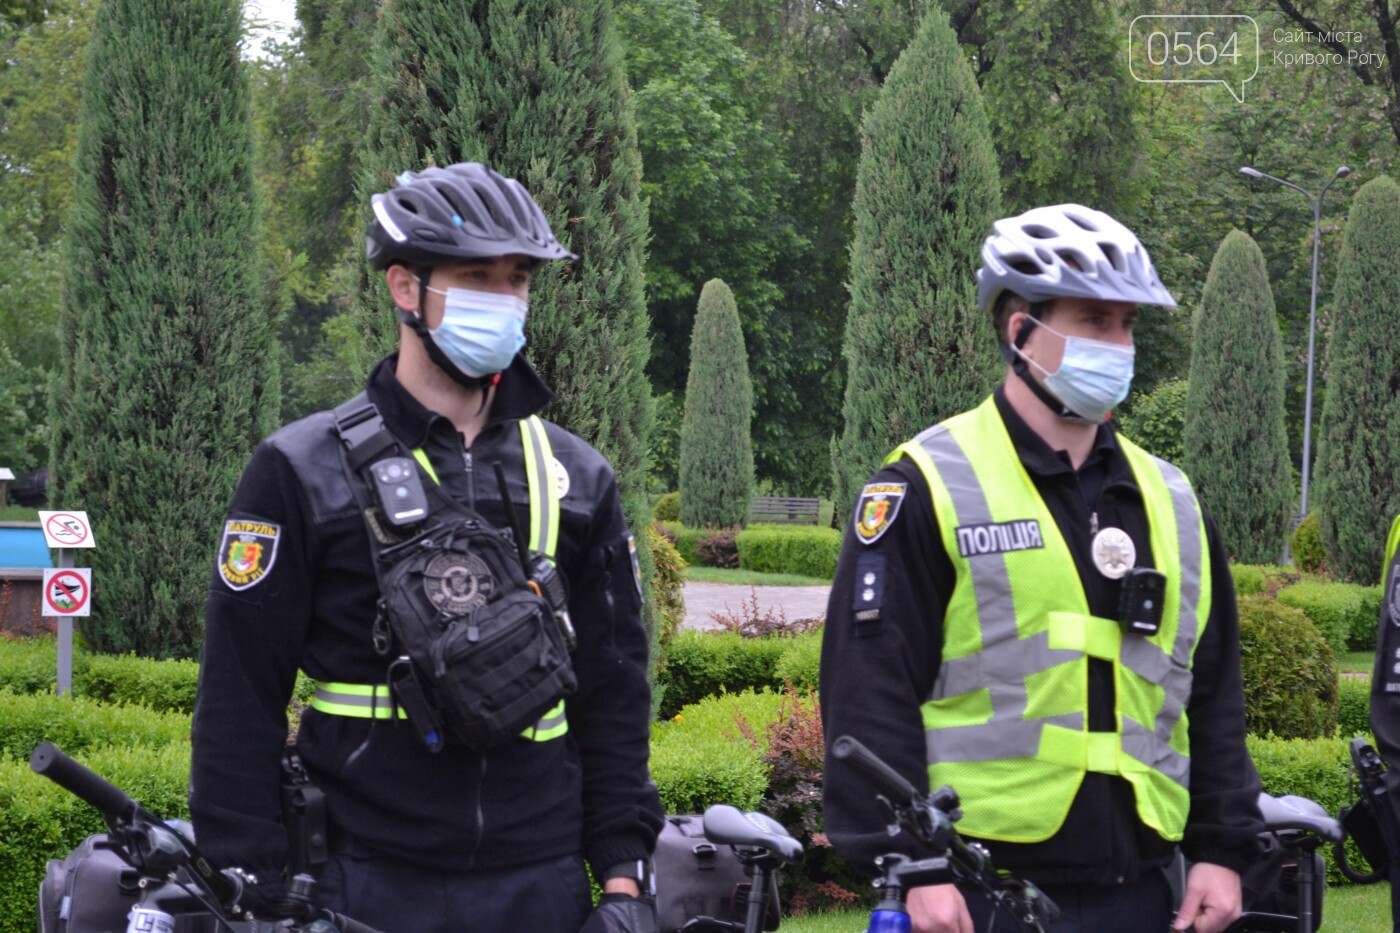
821, 387, 1264, 887
191, 354, 664, 880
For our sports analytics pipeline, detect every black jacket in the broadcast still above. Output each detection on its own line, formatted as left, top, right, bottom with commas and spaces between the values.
821, 388, 1263, 887
191, 354, 663, 879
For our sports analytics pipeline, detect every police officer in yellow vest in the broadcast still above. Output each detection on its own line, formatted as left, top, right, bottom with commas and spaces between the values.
1373, 515, 1400, 931
821, 205, 1264, 933
191, 163, 664, 933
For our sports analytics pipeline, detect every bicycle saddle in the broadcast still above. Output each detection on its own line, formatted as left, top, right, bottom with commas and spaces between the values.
701, 805, 805, 864
1255, 792, 1343, 843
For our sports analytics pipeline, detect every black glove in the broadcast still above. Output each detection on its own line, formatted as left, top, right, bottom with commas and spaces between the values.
579, 893, 659, 933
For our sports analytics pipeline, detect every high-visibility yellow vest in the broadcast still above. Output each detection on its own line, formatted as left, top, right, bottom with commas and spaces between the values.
312, 415, 567, 742
888, 397, 1211, 842
1385, 516, 1400, 581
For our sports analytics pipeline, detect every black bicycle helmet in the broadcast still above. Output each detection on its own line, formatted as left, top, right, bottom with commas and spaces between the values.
366, 162, 576, 270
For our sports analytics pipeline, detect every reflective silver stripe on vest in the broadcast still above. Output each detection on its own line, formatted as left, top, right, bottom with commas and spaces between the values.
1116, 456, 1200, 787
915, 424, 1083, 764
535, 703, 567, 735
521, 415, 553, 554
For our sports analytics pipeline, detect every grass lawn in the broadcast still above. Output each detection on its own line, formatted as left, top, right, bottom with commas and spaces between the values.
1340, 651, 1376, 675
0, 505, 40, 522
683, 565, 831, 587
777, 882, 1392, 931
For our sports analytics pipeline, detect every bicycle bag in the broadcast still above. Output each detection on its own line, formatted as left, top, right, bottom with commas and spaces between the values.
653, 814, 782, 932
38, 833, 216, 933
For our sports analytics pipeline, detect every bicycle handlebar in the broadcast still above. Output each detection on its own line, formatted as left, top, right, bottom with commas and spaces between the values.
31, 742, 138, 824
830, 734, 919, 805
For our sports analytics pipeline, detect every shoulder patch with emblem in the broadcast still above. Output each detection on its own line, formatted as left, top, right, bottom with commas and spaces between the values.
218, 520, 281, 591
627, 534, 643, 599
854, 482, 906, 545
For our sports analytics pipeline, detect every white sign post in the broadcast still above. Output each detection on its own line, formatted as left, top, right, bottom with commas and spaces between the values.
38, 510, 96, 696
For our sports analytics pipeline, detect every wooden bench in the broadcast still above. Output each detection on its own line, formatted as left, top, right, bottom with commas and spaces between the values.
749, 496, 821, 525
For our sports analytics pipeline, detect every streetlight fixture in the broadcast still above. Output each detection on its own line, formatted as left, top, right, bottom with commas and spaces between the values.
1238, 164, 1350, 551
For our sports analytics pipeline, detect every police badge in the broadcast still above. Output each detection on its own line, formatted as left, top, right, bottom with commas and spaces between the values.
854, 483, 906, 545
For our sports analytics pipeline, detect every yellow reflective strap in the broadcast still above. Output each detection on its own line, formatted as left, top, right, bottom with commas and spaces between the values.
518, 416, 560, 557
520, 699, 568, 741
310, 681, 406, 719
411, 448, 441, 486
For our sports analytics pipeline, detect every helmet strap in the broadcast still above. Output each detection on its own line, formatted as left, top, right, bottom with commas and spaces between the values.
402, 268, 495, 391
1007, 301, 1082, 421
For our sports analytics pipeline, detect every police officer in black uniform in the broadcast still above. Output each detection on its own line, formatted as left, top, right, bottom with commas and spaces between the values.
190, 163, 664, 933
1374, 514, 1400, 932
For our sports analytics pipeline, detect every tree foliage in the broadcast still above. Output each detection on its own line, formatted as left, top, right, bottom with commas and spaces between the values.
832, 4, 1001, 515
52, 0, 272, 656
1314, 175, 1400, 583
354, 0, 660, 663
678, 279, 754, 528
1183, 231, 1293, 564
1117, 378, 1188, 466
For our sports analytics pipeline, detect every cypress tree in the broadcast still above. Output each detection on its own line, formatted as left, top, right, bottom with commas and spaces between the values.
354, 0, 660, 665
51, 0, 270, 657
678, 279, 754, 528
831, 5, 1002, 515
1182, 231, 1292, 564
1315, 175, 1400, 582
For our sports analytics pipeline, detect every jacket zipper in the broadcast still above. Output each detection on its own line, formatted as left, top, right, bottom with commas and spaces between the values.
468, 756, 487, 868
463, 448, 476, 511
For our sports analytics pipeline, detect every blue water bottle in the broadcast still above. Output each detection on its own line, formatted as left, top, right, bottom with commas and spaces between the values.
866, 907, 912, 933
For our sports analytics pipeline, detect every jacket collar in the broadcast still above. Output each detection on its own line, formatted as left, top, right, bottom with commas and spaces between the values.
992, 385, 1136, 490
365, 352, 554, 448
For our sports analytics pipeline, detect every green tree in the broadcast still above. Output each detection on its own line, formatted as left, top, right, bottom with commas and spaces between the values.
52, 0, 272, 657
678, 279, 754, 528
617, 0, 806, 489
831, 5, 1002, 515
1182, 231, 1293, 564
1117, 378, 1188, 466
967, 0, 1139, 217
1314, 175, 1400, 583
355, 0, 661, 668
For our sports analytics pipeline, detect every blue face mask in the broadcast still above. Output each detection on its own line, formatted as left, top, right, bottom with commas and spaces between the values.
424, 287, 528, 378
1017, 317, 1135, 423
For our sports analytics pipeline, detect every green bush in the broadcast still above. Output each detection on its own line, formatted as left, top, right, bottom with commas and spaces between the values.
736, 525, 841, 580
0, 636, 71, 694
657, 630, 791, 719
1291, 512, 1327, 574
1352, 586, 1383, 651
653, 491, 680, 523
649, 689, 784, 813
774, 631, 822, 691
1118, 378, 1188, 464
1337, 676, 1372, 738
1228, 563, 1297, 597
648, 523, 687, 651
1238, 594, 1338, 739
1277, 580, 1374, 659
0, 741, 192, 933
0, 692, 190, 760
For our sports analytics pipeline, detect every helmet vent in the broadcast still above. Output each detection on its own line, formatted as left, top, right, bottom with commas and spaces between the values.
1007, 255, 1041, 274
1064, 211, 1099, 232
1054, 249, 1087, 272
1022, 224, 1058, 240
1099, 242, 1125, 272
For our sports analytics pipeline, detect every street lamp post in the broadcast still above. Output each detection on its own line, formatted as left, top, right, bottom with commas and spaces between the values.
1238, 165, 1350, 555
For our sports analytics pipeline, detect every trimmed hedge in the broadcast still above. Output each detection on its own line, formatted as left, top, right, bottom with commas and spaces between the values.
1238, 594, 1338, 739
1337, 676, 1371, 738
774, 631, 822, 691
657, 630, 791, 719
650, 689, 784, 813
0, 731, 193, 933
736, 525, 841, 580
0, 637, 315, 714
1277, 580, 1381, 657
1228, 563, 1296, 597
653, 491, 680, 523
1290, 512, 1326, 574
0, 692, 190, 760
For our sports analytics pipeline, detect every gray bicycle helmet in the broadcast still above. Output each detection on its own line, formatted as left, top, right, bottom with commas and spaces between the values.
366, 162, 576, 270
976, 204, 1176, 314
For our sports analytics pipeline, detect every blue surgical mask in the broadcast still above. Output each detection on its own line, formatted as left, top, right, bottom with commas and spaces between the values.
424, 287, 528, 378
1016, 318, 1135, 423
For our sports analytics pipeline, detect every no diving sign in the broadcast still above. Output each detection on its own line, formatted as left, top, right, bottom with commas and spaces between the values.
43, 568, 92, 617
38, 511, 96, 549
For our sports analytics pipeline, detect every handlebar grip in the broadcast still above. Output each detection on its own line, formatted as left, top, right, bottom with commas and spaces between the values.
830, 734, 918, 806
30, 743, 134, 821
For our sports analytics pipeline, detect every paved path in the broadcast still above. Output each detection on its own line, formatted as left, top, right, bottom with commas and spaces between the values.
681, 582, 831, 630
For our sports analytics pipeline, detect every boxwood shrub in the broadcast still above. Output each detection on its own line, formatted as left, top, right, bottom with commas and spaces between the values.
774, 631, 822, 691
0, 692, 190, 760
656, 630, 790, 719
1238, 594, 1338, 739
1337, 676, 1372, 738
1228, 564, 1296, 597
1278, 580, 1385, 657
736, 525, 841, 580
650, 689, 785, 813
